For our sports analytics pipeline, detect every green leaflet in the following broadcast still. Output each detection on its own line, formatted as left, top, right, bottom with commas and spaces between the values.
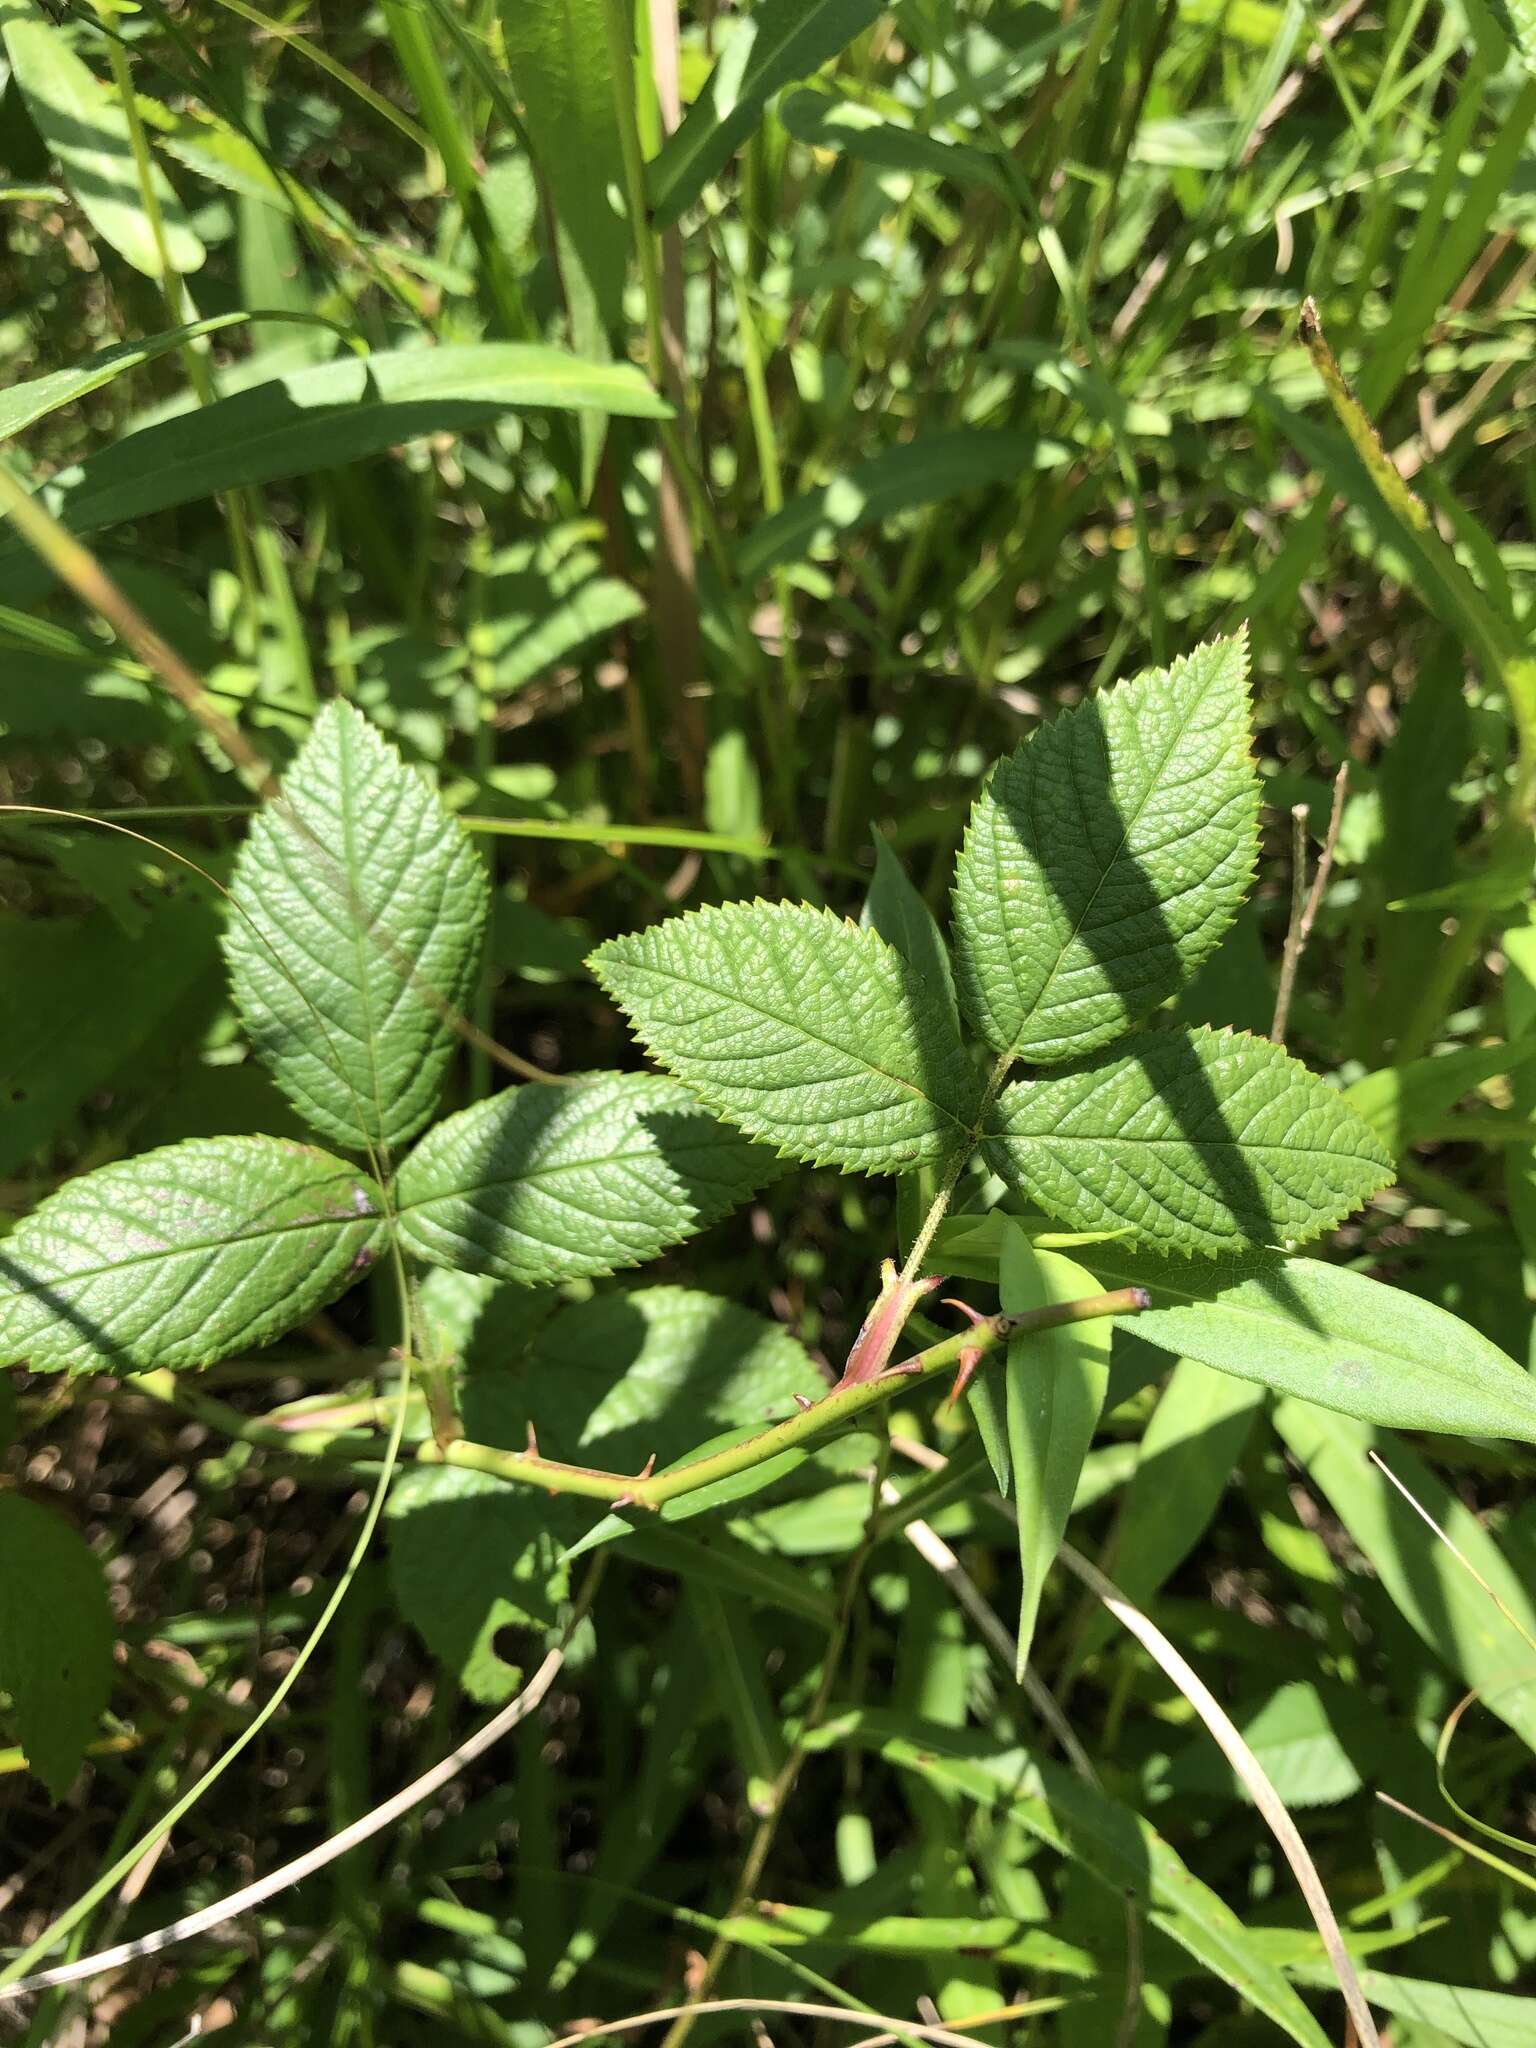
474, 1285, 826, 1475
986, 1025, 1393, 1254
738, 429, 1037, 580
648, 0, 887, 228
588, 901, 981, 1176
0, 1493, 114, 1800
1273, 1402, 1536, 1751
953, 635, 1258, 1064
0, 1137, 384, 1374
1073, 1355, 1263, 1669
1162, 1680, 1365, 1808
806, 1712, 1331, 2048
20, 344, 668, 545
393, 1072, 774, 1286
387, 1468, 569, 1704
0, 4, 205, 277
998, 1231, 1112, 1675
224, 700, 488, 1154
1089, 1245, 1536, 1443
862, 828, 962, 1043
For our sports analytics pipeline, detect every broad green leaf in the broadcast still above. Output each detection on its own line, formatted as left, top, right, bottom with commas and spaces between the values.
862, 828, 962, 1043
0, 1137, 384, 1374
998, 1231, 1112, 1675
0, 889, 217, 1178
224, 700, 489, 1153
808, 1712, 1331, 2048
0, 1494, 114, 1799
649, 0, 887, 227
1162, 1681, 1365, 1808
953, 635, 1258, 1064
1286, 1967, 1535, 2048
0, 316, 248, 442
1073, 1355, 1263, 1668
393, 1071, 773, 1285
986, 1026, 1393, 1254
1274, 1401, 1536, 1749
1343, 1038, 1536, 1156
1092, 1244, 1536, 1442
20, 345, 668, 544
738, 430, 1037, 580
589, 902, 981, 1176
0, 5, 205, 276
386, 1468, 568, 1703
474, 1285, 825, 1474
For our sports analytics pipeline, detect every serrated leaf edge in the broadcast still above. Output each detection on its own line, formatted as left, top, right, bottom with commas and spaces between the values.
587, 898, 980, 1175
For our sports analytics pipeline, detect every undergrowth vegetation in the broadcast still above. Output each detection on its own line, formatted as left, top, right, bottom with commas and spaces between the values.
1, 2, 1536, 2044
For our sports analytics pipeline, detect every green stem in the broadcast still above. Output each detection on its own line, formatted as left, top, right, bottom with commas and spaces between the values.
417, 1290, 1148, 1510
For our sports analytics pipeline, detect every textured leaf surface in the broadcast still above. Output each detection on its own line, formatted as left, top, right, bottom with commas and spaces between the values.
0, 4, 205, 276
1091, 1245, 1536, 1442
589, 902, 980, 1175
954, 635, 1258, 1063
987, 1027, 1392, 1254
0, 1137, 384, 1374
648, 0, 887, 227
998, 1232, 1111, 1674
394, 1071, 773, 1284
0, 1494, 114, 1799
815, 1714, 1330, 2048
480, 1285, 825, 1473
225, 700, 488, 1152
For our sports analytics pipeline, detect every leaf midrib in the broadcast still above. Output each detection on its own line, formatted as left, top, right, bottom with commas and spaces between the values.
614, 949, 970, 1130
6, 1204, 375, 1290
999, 672, 1221, 1059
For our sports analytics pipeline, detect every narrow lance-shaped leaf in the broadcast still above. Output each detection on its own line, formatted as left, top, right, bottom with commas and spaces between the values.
0, 1494, 114, 1799
1089, 1243, 1536, 1444
0, 1137, 385, 1374
810, 1713, 1332, 2048
18, 345, 669, 547
953, 633, 1258, 1064
986, 1026, 1393, 1256
995, 1230, 1112, 1676
0, 2, 205, 277
224, 700, 488, 1154
648, 0, 888, 228
498, 0, 628, 493
393, 1071, 775, 1286
1274, 1401, 1536, 1749
589, 901, 981, 1176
